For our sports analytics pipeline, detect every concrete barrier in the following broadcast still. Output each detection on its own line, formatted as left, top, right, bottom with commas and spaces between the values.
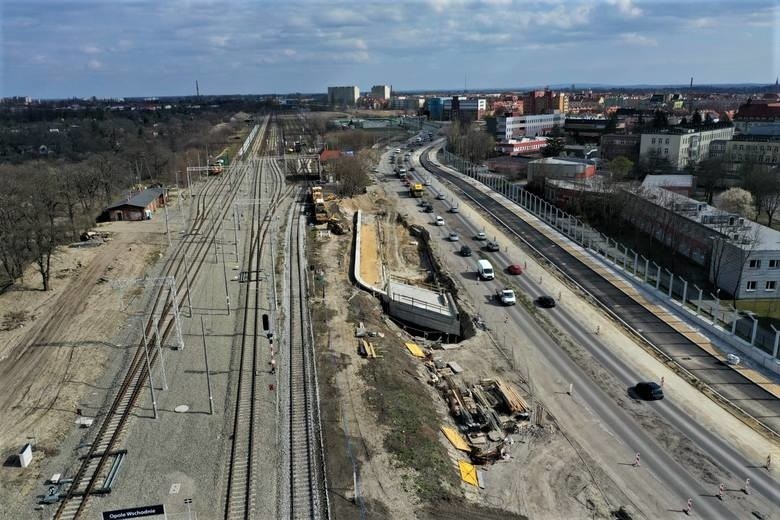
352, 210, 386, 297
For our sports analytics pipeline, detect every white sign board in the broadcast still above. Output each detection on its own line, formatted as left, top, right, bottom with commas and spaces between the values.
19, 443, 32, 468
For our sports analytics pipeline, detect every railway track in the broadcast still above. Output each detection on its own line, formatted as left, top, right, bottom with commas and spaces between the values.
281, 192, 329, 520
224, 151, 291, 517
52, 115, 272, 520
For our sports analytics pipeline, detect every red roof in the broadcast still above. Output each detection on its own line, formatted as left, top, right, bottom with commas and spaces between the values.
319, 150, 342, 161
735, 102, 780, 120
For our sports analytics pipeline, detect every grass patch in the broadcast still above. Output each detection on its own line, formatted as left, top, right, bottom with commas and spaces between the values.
357, 346, 456, 503
1, 310, 32, 332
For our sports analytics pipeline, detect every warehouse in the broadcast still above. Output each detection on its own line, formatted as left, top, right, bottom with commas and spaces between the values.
100, 187, 167, 222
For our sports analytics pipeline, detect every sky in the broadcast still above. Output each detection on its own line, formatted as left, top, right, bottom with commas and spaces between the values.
1, 0, 778, 99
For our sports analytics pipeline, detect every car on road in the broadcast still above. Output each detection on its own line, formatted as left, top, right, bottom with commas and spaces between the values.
423, 204, 435, 213
535, 295, 556, 308
634, 382, 664, 400
423, 178, 431, 186
448, 205, 460, 213
460, 245, 472, 256
497, 288, 517, 306
409, 166, 416, 171
435, 215, 445, 226
507, 264, 523, 275
436, 193, 446, 200
475, 231, 487, 241
486, 240, 500, 252
448, 232, 459, 241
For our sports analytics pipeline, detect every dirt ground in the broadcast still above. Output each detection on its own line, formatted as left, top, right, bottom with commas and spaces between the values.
0, 211, 173, 511
312, 187, 640, 519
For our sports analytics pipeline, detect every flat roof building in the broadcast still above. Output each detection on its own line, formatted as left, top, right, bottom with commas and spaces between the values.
639, 124, 734, 169
327, 86, 360, 107
486, 112, 566, 142
371, 85, 391, 101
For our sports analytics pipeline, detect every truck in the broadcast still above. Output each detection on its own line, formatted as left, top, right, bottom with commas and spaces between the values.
496, 288, 516, 306
410, 183, 424, 197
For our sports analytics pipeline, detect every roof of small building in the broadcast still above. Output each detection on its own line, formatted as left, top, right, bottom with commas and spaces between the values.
319, 149, 341, 162
104, 187, 164, 211
530, 157, 593, 166
735, 102, 780, 120
641, 174, 694, 189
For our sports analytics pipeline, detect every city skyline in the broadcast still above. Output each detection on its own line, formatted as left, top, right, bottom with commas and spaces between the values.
2, 0, 778, 99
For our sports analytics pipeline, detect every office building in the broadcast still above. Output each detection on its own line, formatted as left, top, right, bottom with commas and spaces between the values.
486, 112, 566, 142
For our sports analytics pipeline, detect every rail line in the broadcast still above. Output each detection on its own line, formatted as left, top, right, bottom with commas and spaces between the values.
52, 114, 272, 520
224, 150, 292, 517
419, 145, 780, 440
282, 192, 329, 520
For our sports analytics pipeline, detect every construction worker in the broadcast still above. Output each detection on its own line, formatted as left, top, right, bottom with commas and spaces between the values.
270, 358, 276, 375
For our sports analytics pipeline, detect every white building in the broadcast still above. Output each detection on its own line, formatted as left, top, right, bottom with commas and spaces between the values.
371, 85, 391, 100
327, 86, 360, 106
487, 112, 566, 142
390, 96, 424, 111
639, 125, 734, 169
623, 184, 780, 300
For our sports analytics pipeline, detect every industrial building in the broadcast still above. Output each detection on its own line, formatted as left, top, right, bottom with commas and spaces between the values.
639, 124, 735, 169
527, 157, 596, 182
486, 112, 566, 141
327, 86, 360, 106
101, 187, 166, 221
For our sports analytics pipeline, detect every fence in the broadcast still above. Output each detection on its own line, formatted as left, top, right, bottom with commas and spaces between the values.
438, 149, 780, 364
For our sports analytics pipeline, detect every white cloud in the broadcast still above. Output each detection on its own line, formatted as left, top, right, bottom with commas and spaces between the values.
86, 59, 104, 70
207, 35, 230, 48
607, 0, 642, 18
619, 32, 658, 46
81, 45, 102, 54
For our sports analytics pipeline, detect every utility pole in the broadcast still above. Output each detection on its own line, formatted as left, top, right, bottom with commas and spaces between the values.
222, 245, 231, 315
200, 316, 214, 415
141, 323, 158, 419
182, 248, 193, 317
153, 316, 168, 391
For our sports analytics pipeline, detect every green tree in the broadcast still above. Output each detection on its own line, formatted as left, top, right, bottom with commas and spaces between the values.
541, 136, 565, 157
607, 156, 633, 181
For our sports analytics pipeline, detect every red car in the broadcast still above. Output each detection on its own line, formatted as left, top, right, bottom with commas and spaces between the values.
507, 264, 524, 275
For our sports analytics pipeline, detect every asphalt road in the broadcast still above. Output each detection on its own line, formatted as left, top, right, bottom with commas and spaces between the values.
383, 139, 780, 516
417, 146, 780, 438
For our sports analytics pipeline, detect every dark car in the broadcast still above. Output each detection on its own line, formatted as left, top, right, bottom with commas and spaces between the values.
507, 264, 523, 275
460, 245, 472, 257
423, 204, 435, 213
634, 382, 664, 400
486, 240, 500, 252
536, 295, 556, 308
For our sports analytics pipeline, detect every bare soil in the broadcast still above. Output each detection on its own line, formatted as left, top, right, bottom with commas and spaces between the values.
312, 185, 636, 519
0, 217, 170, 512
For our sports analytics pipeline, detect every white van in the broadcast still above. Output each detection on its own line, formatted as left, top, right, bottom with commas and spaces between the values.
477, 259, 494, 280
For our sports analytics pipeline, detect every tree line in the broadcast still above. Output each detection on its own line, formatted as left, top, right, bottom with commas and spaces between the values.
0, 106, 251, 291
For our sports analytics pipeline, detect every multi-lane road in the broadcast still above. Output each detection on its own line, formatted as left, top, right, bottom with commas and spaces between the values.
384, 137, 780, 518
